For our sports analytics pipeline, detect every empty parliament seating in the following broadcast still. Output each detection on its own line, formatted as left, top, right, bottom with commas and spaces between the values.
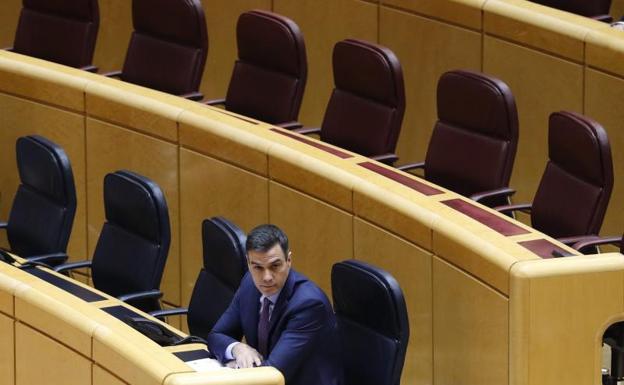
295, 38, 405, 165
150, 217, 247, 339
9, 0, 99, 70
55, 170, 171, 313
104, 0, 208, 99
398, 70, 519, 208
495, 111, 613, 245
205, 10, 307, 128
0, 135, 76, 266
5, 1, 624, 385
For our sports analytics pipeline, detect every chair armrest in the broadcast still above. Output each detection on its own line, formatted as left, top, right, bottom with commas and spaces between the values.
370, 153, 399, 166
0, 222, 7, 229
397, 162, 425, 172
292, 127, 321, 135
27, 252, 68, 266
101, 70, 122, 78
118, 289, 163, 303
494, 203, 532, 215
572, 235, 622, 253
180, 91, 204, 101
593, 14, 613, 23
54, 260, 92, 273
149, 307, 189, 319
470, 187, 516, 204
204, 98, 226, 106
80, 65, 98, 73
277, 121, 304, 130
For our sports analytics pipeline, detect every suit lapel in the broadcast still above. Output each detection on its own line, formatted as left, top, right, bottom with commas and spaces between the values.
267, 270, 297, 343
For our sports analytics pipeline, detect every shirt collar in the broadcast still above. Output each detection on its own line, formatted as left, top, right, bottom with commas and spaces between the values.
260, 290, 281, 305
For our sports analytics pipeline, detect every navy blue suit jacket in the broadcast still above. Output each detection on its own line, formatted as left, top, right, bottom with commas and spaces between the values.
207, 269, 343, 385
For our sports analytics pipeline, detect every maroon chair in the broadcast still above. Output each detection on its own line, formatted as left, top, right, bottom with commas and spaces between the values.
296, 39, 405, 165
529, 0, 612, 22
495, 111, 613, 244
9, 0, 99, 71
105, 0, 208, 100
398, 70, 519, 208
205, 10, 307, 128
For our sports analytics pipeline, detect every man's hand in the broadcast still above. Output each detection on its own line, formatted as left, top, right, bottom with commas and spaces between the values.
231, 342, 263, 368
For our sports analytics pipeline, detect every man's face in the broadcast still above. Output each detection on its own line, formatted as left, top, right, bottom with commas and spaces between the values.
247, 242, 291, 297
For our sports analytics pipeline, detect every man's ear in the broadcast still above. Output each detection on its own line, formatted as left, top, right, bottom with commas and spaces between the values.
287, 251, 292, 263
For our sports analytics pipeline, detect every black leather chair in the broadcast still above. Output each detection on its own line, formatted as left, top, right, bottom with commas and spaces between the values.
150, 217, 247, 338
494, 111, 613, 245
55, 170, 170, 313
296, 39, 405, 165
398, 69, 519, 208
0, 135, 76, 266
104, 0, 208, 100
529, 0, 612, 22
331, 259, 409, 385
205, 10, 307, 128
9, 0, 99, 71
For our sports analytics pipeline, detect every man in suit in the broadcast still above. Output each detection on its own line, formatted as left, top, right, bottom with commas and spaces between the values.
207, 224, 343, 385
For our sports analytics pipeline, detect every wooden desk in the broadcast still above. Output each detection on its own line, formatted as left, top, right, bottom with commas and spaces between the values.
0, 257, 283, 385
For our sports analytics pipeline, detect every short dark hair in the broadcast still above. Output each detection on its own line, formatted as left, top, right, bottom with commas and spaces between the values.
246, 224, 289, 257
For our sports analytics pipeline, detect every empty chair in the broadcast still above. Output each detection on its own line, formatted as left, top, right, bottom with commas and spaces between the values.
105, 0, 208, 99
56, 170, 170, 313
529, 0, 612, 21
205, 10, 307, 128
332, 259, 409, 385
296, 39, 405, 165
150, 217, 247, 338
398, 69, 519, 208
9, 0, 99, 70
494, 111, 613, 244
0, 135, 76, 266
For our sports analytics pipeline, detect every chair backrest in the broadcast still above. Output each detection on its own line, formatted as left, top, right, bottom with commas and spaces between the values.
7, 135, 76, 259
13, 0, 99, 68
224, 10, 307, 125
187, 217, 247, 338
321, 39, 405, 158
529, 0, 611, 18
424, 70, 519, 205
91, 170, 170, 312
331, 259, 409, 385
121, 0, 208, 96
531, 111, 613, 239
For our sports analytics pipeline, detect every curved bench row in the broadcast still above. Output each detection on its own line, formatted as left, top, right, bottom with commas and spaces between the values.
0, 45, 621, 385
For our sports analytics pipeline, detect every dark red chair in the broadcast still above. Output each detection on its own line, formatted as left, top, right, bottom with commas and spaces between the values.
205, 10, 307, 128
9, 0, 99, 71
296, 39, 405, 165
104, 0, 208, 100
398, 70, 519, 207
495, 111, 613, 244
529, 0, 612, 22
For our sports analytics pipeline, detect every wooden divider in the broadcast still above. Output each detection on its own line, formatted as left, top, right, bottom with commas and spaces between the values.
2, 1, 624, 383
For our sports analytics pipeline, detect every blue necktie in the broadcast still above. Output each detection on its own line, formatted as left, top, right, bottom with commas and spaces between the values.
258, 297, 271, 357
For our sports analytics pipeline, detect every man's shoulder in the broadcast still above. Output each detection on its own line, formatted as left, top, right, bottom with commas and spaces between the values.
288, 270, 331, 307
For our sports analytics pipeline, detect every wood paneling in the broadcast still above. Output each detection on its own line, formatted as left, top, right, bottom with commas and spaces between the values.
0, 313, 14, 385
93, 365, 129, 385
269, 182, 353, 295
15, 322, 91, 385
86, 118, 181, 305
354, 219, 433, 385
433, 256, 508, 385
179, 148, 268, 305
